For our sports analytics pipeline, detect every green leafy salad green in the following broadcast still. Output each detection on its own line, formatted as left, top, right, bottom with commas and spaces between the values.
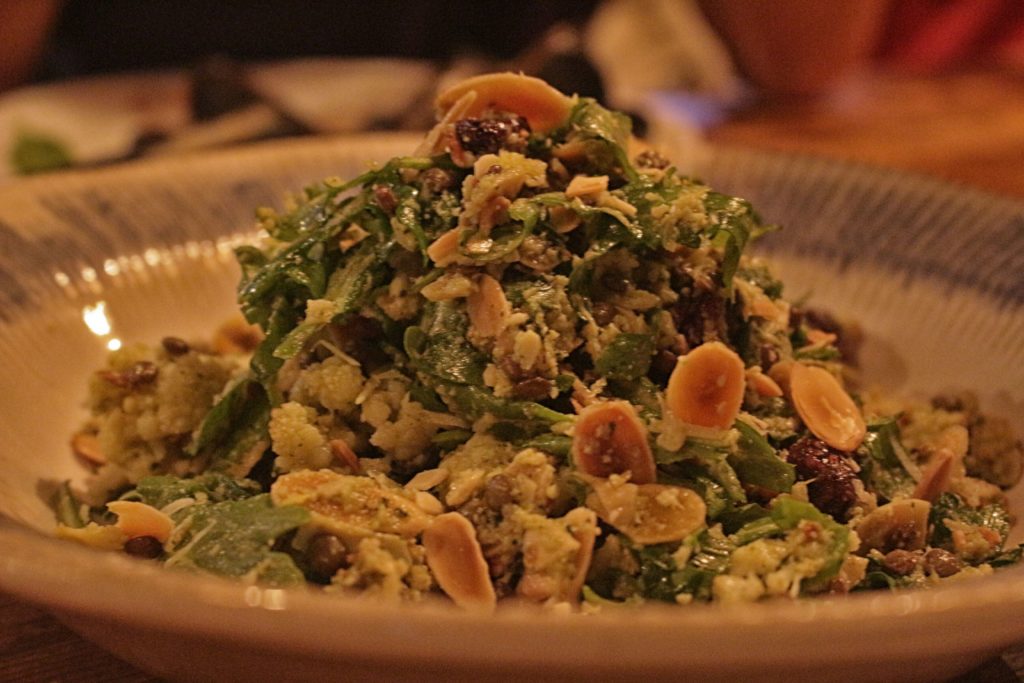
56, 73, 1023, 609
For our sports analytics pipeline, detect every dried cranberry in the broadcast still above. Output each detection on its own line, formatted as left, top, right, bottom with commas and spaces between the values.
787, 436, 858, 521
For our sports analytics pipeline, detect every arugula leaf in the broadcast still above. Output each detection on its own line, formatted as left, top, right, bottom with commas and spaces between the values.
124, 473, 263, 509
929, 492, 1011, 559
188, 377, 271, 475
729, 421, 795, 495
565, 99, 637, 182
52, 481, 85, 528
272, 241, 387, 360
442, 383, 570, 424
595, 333, 655, 381
859, 418, 916, 501
405, 301, 487, 386
164, 494, 309, 586
703, 192, 767, 294
768, 496, 850, 592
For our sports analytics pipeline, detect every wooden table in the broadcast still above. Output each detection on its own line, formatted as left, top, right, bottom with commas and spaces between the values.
706, 67, 1024, 199
3, 66, 1024, 682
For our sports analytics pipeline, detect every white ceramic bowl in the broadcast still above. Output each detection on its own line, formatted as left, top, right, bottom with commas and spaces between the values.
0, 134, 1021, 683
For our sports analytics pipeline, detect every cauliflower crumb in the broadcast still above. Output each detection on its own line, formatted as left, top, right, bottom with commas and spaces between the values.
290, 356, 365, 414
269, 402, 333, 472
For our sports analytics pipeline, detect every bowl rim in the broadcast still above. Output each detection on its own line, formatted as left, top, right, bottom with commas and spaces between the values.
1, 134, 1023, 669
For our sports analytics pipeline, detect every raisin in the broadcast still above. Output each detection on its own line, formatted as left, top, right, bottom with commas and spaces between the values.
99, 361, 158, 390
599, 271, 629, 293
373, 185, 398, 214
307, 534, 347, 579
923, 548, 963, 578
634, 149, 670, 170
420, 168, 454, 194
787, 436, 858, 521
882, 549, 920, 576
649, 349, 678, 384
591, 301, 617, 326
483, 474, 514, 511
511, 376, 553, 401
454, 114, 530, 156
161, 336, 190, 356
672, 290, 726, 348
124, 535, 163, 559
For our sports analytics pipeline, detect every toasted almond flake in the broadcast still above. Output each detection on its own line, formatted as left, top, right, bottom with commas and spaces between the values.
666, 341, 746, 430
414, 490, 445, 515
415, 89, 476, 157
912, 449, 957, 502
71, 432, 105, 465
804, 329, 838, 347
212, 316, 263, 355
789, 363, 866, 451
466, 274, 510, 338
107, 500, 175, 543
565, 175, 609, 198
328, 439, 361, 473
420, 272, 475, 302
272, 469, 431, 538
426, 228, 461, 266
435, 72, 573, 134
855, 498, 931, 552
549, 205, 581, 233
572, 400, 656, 484
405, 468, 449, 491
746, 366, 784, 398
588, 481, 706, 545
767, 360, 795, 395
422, 512, 496, 611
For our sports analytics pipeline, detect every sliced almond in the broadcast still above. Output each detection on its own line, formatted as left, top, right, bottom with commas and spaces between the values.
435, 72, 573, 134
71, 432, 105, 466
745, 366, 784, 398
912, 449, 957, 502
272, 469, 432, 539
589, 481, 706, 545
666, 341, 746, 430
767, 359, 796, 395
422, 512, 496, 611
855, 498, 931, 553
107, 500, 175, 543
789, 363, 866, 451
565, 175, 609, 198
405, 467, 449, 492
328, 439, 361, 473
212, 316, 263, 355
572, 400, 656, 484
426, 227, 461, 266
466, 274, 510, 338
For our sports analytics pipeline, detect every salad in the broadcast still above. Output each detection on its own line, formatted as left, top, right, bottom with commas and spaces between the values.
55, 73, 1023, 610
